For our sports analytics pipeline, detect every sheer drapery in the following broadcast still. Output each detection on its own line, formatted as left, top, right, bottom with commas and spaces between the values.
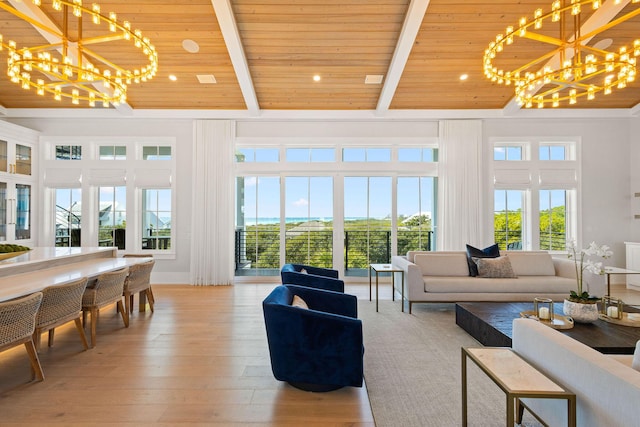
190, 120, 234, 285
437, 120, 484, 250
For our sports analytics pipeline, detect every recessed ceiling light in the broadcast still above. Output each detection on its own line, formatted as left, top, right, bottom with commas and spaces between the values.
182, 39, 200, 53
197, 74, 217, 84
459, 74, 469, 81
169, 75, 177, 81
365, 75, 384, 84
313, 75, 321, 82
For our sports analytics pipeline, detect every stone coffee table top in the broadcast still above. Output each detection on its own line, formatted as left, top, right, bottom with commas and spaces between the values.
455, 301, 640, 354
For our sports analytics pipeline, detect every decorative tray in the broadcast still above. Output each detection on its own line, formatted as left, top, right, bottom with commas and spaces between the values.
598, 312, 640, 328
0, 250, 29, 261
520, 311, 575, 330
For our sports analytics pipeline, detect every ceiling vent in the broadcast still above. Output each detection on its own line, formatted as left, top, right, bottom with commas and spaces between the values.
197, 75, 217, 84
365, 75, 384, 84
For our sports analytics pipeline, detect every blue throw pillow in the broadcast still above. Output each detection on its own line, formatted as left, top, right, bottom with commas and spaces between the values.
465, 243, 500, 276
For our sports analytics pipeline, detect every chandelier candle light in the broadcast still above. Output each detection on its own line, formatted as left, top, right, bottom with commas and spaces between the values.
0, 0, 158, 107
483, 0, 640, 108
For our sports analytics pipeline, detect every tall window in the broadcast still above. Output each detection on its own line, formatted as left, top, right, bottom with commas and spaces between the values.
491, 138, 578, 251
236, 143, 438, 278
494, 190, 524, 250
344, 176, 392, 276
539, 189, 567, 251
285, 177, 333, 267
141, 189, 171, 251
236, 176, 280, 275
56, 188, 81, 247
397, 177, 436, 254
99, 186, 126, 249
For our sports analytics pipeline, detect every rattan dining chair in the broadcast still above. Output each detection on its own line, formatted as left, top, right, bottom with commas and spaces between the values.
82, 267, 129, 348
123, 259, 155, 315
0, 292, 44, 381
34, 277, 89, 351
122, 254, 156, 311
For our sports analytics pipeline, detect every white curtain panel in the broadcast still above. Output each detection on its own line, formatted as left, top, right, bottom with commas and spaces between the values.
437, 120, 483, 250
190, 120, 234, 285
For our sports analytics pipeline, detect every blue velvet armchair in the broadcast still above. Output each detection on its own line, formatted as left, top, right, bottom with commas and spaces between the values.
262, 284, 364, 392
280, 263, 344, 293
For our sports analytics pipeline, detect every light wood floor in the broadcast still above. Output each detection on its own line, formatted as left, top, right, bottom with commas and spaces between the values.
0, 284, 375, 426
1, 281, 639, 425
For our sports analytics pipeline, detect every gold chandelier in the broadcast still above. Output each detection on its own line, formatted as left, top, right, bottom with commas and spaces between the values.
483, 0, 640, 108
0, 0, 158, 107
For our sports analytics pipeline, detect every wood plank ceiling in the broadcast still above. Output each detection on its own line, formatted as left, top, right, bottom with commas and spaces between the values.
0, 0, 640, 112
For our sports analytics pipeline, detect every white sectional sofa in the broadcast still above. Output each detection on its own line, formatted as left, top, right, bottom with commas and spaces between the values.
512, 318, 640, 427
391, 250, 605, 313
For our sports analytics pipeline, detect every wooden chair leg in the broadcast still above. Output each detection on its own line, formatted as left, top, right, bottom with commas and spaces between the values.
146, 288, 154, 313
74, 317, 90, 350
129, 295, 135, 313
47, 329, 55, 347
90, 308, 98, 348
117, 300, 129, 327
33, 329, 41, 352
82, 309, 88, 327
24, 340, 44, 381
147, 286, 155, 305
124, 292, 131, 316
138, 291, 146, 313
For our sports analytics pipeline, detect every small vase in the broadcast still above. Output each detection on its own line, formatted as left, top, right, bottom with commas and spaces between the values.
563, 299, 599, 323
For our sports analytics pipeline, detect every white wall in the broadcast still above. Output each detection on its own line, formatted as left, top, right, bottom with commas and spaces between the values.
9, 118, 194, 283
5, 115, 635, 280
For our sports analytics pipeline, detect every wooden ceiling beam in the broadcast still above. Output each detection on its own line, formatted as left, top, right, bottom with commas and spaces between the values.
211, 0, 259, 116
376, 0, 431, 116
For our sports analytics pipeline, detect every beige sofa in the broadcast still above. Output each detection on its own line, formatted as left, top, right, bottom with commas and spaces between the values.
391, 250, 605, 313
513, 318, 640, 426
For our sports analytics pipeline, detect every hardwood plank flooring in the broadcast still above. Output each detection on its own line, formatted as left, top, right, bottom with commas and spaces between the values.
0, 284, 375, 426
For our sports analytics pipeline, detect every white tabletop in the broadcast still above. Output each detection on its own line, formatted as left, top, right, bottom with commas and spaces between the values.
0, 256, 151, 302
604, 266, 640, 274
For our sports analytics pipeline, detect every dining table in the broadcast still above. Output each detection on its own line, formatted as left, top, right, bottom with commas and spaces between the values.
0, 248, 153, 302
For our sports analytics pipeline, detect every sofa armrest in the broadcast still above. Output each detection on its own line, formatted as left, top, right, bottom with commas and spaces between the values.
281, 271, 345, 293
392, 255, 423, 296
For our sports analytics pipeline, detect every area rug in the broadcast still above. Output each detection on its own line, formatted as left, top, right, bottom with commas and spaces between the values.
358, 300, 542, 427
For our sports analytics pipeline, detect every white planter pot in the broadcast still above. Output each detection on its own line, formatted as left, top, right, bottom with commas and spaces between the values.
563, 299, 599, 323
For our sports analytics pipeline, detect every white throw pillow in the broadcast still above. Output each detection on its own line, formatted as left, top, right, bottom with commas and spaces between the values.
633, 340, 640, 371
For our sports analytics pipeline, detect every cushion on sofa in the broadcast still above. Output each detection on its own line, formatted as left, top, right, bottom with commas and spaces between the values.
423, 275, 575, 294
505, 251, 556, 276
466, 244, 500, 276
413, 253, 469, 277
474, 256, 517, 278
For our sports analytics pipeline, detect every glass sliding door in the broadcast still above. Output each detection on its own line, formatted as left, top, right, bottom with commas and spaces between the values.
397, 177, 436, 255
285, 176, 333, 267
236, 176, 280, 276
344, 176, 392, 277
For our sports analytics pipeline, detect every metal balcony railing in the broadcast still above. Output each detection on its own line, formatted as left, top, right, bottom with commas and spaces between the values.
235, 227, 433, 276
